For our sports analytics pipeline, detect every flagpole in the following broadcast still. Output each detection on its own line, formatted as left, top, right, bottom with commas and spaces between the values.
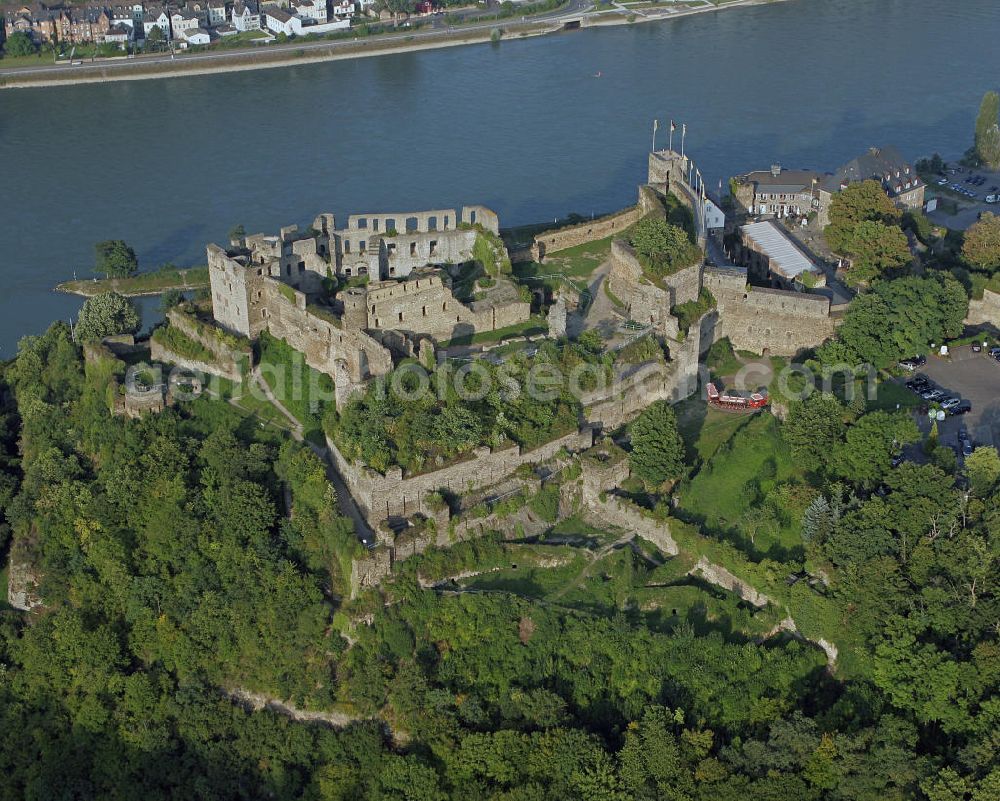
681, 123, 686, 159
652, 119, 658, 153
668, 120, 674, 153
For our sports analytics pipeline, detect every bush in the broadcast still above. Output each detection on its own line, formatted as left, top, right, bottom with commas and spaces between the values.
528, 484, 560, 522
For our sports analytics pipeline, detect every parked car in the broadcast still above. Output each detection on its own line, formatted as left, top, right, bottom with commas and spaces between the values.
941, 397, 962, 410
987, 195, 998, 204
989, 346, 1000, 357
937, 176, 949, 185
972, 342, 982, 352
963, 440, 974, 456
949, 401, 972, 416
921, 388, 944, 401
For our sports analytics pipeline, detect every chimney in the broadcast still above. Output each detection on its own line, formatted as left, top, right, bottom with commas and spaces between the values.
770, 164, 781, 177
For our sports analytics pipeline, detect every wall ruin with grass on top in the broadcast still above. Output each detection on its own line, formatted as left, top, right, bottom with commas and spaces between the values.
328, 427, 595, 527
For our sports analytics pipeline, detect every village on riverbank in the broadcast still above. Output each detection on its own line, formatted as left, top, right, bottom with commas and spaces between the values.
0, 0, 786, 87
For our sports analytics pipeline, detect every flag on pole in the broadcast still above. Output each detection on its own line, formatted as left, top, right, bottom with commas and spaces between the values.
670, 120, 676, 132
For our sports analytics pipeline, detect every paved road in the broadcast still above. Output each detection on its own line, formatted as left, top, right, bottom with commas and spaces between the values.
0, 1, 593, 81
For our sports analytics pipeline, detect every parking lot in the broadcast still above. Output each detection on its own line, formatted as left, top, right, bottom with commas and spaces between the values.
904, 345, 1000, 452
927, 165, 1000, 231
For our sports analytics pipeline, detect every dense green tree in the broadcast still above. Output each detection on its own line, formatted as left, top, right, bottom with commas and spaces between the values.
94, 239, 139, 278
628, 400, 686, 486
818, 274, 967, 368
962, 212, 1000, 272
831, 220, 911, 284
974, 90, 1000, 169
629, 217, 702, 279
782, 393, 846, 473
75, 291, 141, 342
966, 446, 1000, 497
827, 179, 901, 229
832, 410, 919, 487
2, 31, 37, 57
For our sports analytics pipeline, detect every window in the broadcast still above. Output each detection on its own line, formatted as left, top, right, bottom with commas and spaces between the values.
297, 260, 305, 273
398, 312, 403, 323
409, 242, 417, 257
344, 240, 350, 254
422, 306, 427, 316
429, 240, 438, 256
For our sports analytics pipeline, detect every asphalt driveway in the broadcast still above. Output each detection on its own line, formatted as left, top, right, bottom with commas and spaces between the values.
915, 345, 1000, 449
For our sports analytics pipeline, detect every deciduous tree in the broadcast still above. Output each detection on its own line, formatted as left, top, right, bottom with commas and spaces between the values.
94, 239, 138, 278
628, 400, 686, 486
75, 292, 141, 342
962, 212, 1000, 271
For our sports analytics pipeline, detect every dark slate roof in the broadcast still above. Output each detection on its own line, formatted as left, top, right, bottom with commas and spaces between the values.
821, 145, 924, 196
740, 168, 822, 193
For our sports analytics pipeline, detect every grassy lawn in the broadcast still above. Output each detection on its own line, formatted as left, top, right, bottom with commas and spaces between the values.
439, 317, 547, 347
634, 583, 781, 639
869, 379, 922, 412
258, 332, 333, 442
704, 337, 743, 378
674, 397, 752, 465
541, 234, 616, 278
57, 266, 209, 297
675, 413, 811, 562
462, 551, 588, 598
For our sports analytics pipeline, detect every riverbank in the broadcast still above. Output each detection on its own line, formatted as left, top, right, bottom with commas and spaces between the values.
0, 0, 788, 90
56, 266, 209, 298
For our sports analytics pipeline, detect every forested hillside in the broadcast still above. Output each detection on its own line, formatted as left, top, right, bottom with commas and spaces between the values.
0, 322, 997, 800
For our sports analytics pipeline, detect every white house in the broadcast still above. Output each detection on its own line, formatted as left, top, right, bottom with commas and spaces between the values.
143, 6, 172, 39
181, 26, 211, 44
101, 23, 132, 45
207, 0, 228, 25
171, 10, 201, 38
704, 198, 726, 230
232, 1, 261, 30
263, 7, 298, 35
331, 0, 353, 17
291, 0, 327, 22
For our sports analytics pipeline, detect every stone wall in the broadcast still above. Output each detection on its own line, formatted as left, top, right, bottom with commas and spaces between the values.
532, 206, 644, 262
154, 307, 251, 382
261, 280, 394, 384
606, 241, 702, 335
585, 495, 678, 556
582, 324, 702, 431
966, 288, 1000, 327
344, 273, 530, 341
337, 228, 480, 280
702, 266, 837, 355
328, 427, 595, 526
150, 339, 242, 383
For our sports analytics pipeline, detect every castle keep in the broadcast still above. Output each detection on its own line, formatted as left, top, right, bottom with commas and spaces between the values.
208, 203, 529, 388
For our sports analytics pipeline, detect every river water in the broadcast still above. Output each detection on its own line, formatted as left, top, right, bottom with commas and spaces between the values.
1, 0, 997, 355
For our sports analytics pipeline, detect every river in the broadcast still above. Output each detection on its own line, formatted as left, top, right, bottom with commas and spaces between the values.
1, 0, 997, 355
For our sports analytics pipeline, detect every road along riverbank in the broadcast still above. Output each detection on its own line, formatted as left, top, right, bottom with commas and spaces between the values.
0, 0, 788, 90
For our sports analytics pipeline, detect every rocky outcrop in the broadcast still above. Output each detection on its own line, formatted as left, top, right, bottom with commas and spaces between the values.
7, 558, 43, 612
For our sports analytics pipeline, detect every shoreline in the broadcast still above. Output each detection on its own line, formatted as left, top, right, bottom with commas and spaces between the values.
0, 0, 791, 90
55, 267, 210, 298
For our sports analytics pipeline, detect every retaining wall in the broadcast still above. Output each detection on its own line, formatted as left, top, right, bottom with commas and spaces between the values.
702, 267, 837, 355
328, 427, 595, 526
